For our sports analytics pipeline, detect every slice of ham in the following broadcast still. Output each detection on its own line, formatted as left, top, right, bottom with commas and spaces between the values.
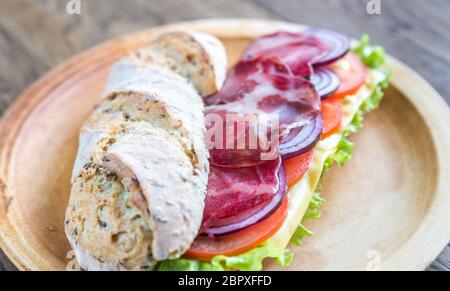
242, 31, 330, 77
206, 109, 271, 168
201, 157, 283, 231
205, 56, 292, 105
205, 57, 320, 168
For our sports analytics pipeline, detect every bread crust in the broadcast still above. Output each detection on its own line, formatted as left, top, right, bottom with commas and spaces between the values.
65, 31, 227, 271
150, 30, 227, 96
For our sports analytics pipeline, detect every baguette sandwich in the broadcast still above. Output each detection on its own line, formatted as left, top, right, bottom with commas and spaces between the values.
65, 28, 390, 271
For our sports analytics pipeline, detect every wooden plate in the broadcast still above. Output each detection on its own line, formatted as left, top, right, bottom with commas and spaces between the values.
0, 19, 449, 271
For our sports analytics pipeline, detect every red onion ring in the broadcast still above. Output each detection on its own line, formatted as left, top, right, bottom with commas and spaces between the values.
311, 68, 341, 99
202, 164, 287, 237
280, 113, 323, 160
308, 28, 350, 67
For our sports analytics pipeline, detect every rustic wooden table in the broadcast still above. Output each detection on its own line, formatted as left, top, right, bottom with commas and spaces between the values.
0, 0, 449, 271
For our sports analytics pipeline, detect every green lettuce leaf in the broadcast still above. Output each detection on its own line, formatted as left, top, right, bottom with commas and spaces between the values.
210, 241, 293, 271
304, 192, 326, 220
290, 224, 313, 246
156, 258, 221, 271
156, 241, 292, 271
361, 69, 392, 113
352, 34, 386, 69
290, 192, 326, 246
344, 111, 363, 137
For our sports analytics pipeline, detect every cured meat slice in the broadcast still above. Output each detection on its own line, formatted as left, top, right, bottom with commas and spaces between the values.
206, 108, 273, 168
205, 57, 321, 167
206, 57, 292, 105
201, 158, 283, 231
242, 31, 330, 77
201, 165, 287, 237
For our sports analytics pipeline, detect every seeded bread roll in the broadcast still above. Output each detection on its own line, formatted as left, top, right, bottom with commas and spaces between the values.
65, 31, 227, 271
143, 31, 227, 97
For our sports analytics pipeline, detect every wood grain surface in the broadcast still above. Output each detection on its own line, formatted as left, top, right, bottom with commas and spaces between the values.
0, 0, 448, 271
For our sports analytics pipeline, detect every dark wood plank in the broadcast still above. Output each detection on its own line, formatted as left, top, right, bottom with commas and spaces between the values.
0, 0, 273, 115
428, 246, 450, 271
253, 0, 450, 105
0, 249, 16, 271
0, 0, 449, 271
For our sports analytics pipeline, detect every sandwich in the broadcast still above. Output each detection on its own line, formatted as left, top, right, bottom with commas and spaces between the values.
65, 28, 390, 271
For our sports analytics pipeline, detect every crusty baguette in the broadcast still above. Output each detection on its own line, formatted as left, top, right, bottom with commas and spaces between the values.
65, 31, 227, 271
148, 31, 227, 97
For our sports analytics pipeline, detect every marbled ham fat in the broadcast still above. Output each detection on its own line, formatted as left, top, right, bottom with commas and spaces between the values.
205, 58, 320, 168
201, 158, 283, 231
243, 31, 330, 77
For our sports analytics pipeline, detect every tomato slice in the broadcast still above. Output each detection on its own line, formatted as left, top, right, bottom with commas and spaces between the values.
328, 52, 367, 100
321, 99, 343, 139
283, 150, 314, 188
185, 197, 288, 260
